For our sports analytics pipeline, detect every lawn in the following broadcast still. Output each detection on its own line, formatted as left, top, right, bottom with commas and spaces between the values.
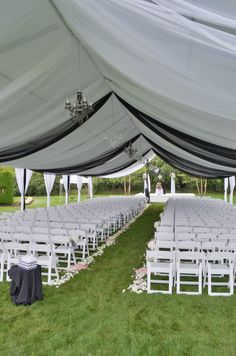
1, 204, 236, 355
0, 193, 122, 213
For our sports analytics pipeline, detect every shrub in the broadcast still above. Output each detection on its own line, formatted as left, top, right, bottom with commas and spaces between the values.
0, 171, 13, 205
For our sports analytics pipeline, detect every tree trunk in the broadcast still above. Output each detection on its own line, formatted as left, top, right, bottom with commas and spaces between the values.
200, 179, 203, 195
204, 179, 207, 195
124, 177, 127, 195
128, 175, 131, 195
195, 178, 200, 195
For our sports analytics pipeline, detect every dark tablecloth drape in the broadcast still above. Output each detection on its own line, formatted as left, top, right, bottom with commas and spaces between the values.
8, 265, 43, 305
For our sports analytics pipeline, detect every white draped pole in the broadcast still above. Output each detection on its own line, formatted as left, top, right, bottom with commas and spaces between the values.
44, 173, 56, 207
229, 176, 235, 205
147, 174, 151, 193
170, 173, 176, 195
15, 168, 32, 211
76, 176, 83, 203
88, 177, 93, 199
62, 175, 70, 205
224, 177, 229, 202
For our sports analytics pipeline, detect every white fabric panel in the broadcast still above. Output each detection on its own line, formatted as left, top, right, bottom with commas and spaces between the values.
170, 173, 176, 194
76, 176, 83, 203
0, 0, 109, 150
6, 96, 141, 170
144, 173, 151, 193
62, 175, 69, 205
1, 0, 236, 176
15, 168, 32, 210
88, 177, 93, 199
229, 176, 235, 205
44, 173, 56, 207
100, 150, 155, 178
53, 0, 236, 149
224, 177, 229, 202
131, 114, 236, 173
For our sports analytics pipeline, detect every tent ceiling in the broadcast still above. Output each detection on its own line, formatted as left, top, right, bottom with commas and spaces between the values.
0, 0, 236, 177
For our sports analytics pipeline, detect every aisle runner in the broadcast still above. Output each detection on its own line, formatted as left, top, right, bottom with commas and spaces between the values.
51, 204, 149, 287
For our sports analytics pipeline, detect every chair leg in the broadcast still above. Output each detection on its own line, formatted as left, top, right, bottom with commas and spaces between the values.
147, 270, 150, 293
230, 267, 234, 295
169, 269, 173, 294
48, 265, 52, 285
0, 259, 4, 282
199, 265, 202, 294
208, 268, 212, 295
176, 268, 180, 294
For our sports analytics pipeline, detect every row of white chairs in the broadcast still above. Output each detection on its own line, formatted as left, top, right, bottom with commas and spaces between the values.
0, 197, 146, 284
147, 250, 235, 296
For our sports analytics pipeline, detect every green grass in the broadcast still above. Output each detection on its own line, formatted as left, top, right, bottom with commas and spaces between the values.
0, 193, 125, 213
1, 204, 236, 355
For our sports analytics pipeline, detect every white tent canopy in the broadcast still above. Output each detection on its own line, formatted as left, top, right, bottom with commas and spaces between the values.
0, 1, 236, 178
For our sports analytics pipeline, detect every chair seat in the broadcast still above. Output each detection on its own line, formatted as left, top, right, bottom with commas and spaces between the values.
149, 262, 171, 273
55, 246, 70, 253
37, 255, 57, 266
179, 263, 200, 273
208, 263, 230, 274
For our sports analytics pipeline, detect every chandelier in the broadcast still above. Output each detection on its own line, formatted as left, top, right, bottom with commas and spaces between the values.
124, 142, 138, 159
143, 158, 159, 174
65, 91, 93, 126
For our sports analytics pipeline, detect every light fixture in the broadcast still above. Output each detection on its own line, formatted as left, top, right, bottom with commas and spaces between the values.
143, 158, 159, 174
124, 142, 138, 159
104, 132, 124, 149
65, 91, 93, 126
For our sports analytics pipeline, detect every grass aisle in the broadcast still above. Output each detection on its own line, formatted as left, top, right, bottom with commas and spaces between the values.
0, 204, 236, 355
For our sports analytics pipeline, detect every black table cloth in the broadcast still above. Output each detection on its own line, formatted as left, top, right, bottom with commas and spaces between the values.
8, 265, 43, 305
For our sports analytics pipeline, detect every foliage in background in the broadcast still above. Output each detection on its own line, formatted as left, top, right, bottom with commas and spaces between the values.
0, 169, 13, 205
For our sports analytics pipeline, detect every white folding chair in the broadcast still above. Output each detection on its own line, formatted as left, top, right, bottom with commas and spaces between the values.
51, 235, 76, 269
31, 243, 59, 285
146, 250, 175, 294
176, 251, 204, 295
206, 252, 234, 296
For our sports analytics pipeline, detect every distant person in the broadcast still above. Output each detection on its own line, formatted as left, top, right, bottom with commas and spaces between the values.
155, 182, 164, 195
145, 187, 150, 203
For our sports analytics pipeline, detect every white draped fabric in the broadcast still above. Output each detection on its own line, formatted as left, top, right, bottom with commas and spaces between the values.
44, 173, 56, 207
62, 175, 70, 205
0, 1, 236, 177
170, 173, 176, 195
15, 168, 32, 211
229, 176, 235, 205
76, 176, 83, 203
144, 174, 151, 193
88, 177, 93, 199
99, 151, 155, 178
224, 177, 229, 202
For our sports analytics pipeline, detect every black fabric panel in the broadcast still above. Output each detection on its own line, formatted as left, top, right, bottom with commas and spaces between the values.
144, 136, 234, 178
0, 92, 112, 162
83, 149, 152, 177
116, 95, 236, 168
36, 134, 141, 175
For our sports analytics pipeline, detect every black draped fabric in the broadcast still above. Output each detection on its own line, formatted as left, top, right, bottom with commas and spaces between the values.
36, 134, 141, 175
116, 95, 236, 168
144, 136, 234, 178
8, 265, 43, 305
0, 92, 112, 162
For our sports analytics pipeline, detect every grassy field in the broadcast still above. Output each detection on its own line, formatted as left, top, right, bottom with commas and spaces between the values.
0, 193, 117, 213
0, 204, 236, 355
